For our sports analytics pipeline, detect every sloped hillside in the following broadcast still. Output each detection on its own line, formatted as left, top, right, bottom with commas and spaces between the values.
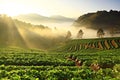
57, 37, 120, 52
0, 15, 27, 48
0, 14, 64, 49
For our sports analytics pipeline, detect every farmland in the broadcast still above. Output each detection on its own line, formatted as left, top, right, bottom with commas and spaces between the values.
0, 37, 120, 79
58, 37, 120, 52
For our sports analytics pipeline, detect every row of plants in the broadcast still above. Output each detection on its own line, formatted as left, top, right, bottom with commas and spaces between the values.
65, 49, 120, 67
60, 38, 120, 52
0, 48, 120, 67
0, 51, 70, 66
0, 65, 120, 80
0, 47, 120, 79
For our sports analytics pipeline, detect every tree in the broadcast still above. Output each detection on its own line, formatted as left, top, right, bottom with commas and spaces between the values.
97, 28, 105, 38
66, 31, 72, 39
77, 29, 84, 39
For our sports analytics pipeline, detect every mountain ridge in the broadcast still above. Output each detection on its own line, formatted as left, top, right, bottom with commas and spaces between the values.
13, 13, 75, 24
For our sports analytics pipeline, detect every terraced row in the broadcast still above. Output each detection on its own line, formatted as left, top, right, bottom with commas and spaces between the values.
61, 39, 120, 52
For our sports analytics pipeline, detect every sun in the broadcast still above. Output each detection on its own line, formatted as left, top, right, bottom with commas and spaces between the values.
0, 3, 29, 16
0, 2, 51, 17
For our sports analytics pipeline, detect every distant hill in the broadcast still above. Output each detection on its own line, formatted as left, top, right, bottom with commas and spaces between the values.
13, 13, 75, 24
0, 14, 65, 49
73, 10, 120, 30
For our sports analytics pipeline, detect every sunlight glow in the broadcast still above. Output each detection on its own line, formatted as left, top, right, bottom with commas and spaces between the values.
0, 3, 26, 16
0, 2, 50, 17
0, 0, 119, 18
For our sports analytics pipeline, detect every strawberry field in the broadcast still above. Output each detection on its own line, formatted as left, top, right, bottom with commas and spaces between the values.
1, 65, 120, 80
0, 37, 120, 79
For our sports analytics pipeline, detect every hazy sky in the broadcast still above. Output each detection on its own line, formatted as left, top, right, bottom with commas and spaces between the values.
0, 0, 120, 18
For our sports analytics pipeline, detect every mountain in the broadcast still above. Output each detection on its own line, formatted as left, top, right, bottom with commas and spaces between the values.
13, 13, 75, 24
50, 15, 75, 22
73, 10, 120, 30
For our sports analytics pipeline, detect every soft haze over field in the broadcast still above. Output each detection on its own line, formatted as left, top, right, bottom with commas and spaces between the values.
0, 0, 120, 18
0, 0, 120, 46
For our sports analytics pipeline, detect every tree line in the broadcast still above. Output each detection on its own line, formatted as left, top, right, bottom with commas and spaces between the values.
74, 10, 120, 30
66, 28, 118, 39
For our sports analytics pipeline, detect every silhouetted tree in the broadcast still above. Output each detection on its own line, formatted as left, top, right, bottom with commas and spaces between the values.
66, 31, 72, 39
77, 29, 84, 39
97, 28, 105, 38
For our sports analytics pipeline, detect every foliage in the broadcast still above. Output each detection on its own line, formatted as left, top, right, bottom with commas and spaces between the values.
74, 10, 120, 30
0, 65, 120, 80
